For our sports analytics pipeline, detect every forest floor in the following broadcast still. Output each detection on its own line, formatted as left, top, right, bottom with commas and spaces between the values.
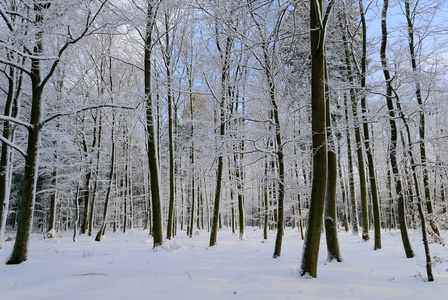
1, 226, 448, 299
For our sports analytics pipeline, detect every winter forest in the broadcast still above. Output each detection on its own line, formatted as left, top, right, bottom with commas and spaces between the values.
1, 0, 448, 298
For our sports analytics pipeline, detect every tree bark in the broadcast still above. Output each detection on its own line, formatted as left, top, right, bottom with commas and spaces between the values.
300, 0, 333, 278
380, 0, 415, 259
164, 12, 176, 240
95, 114, 116, 242
324, 63, 342, 262
145, 0, 163, 247
209, 15, 234, 247
340, 15, 369, 241
344, 93, 359, 234
404, 0, 440, 237
7, 2, 46, 263
0, 65, 22, 248
88, 114, 102, 236
359, 0, 381, 249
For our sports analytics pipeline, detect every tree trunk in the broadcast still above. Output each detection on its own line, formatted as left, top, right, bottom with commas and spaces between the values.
300, 0, 332, 278
7, 77, 43, 265
95, 114, 116, 242
89, 114, 102, 236
7, 3, 47, 263
0, 66, 22, 248
73, 185, 80, 242
209, 22, 234, 247
80, 170, 91, 235
47, 167, 57, 238
263, 160, 269, 240
324, 63, 342, 262
336, 136, 350, 232
359, 0, 381, 249
380, 0, 415, 259
164, 13, 176, 240
145, 0, 163, 247
404, 0, 439, 237
344, 93, 359, 234
340, 16, 369, 241
188, 96, 195, 238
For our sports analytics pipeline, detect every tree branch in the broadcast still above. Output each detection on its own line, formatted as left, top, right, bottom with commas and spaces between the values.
0, 115, 32, 129
0, 135, 26, 158
41, 103, 139, 126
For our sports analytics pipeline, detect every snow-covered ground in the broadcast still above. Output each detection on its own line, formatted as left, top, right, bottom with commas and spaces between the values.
1, 227, 447, 300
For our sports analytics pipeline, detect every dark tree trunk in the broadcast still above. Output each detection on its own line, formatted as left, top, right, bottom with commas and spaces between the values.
340, 16, 369, 241
145, 0, 163, 247
164, 13, 176, 240
300, 0, 333, 278
7, 3, 47, 263
7, 77, 43, 264
359, 0, 381, 249
209, 19, 234, 247
88, 114, 102, 236
0, 66, 22, 247
336, 136, 350, 232
324, 64, 342, 262
344, 93, 359, 234
47, 167, 57, 237
380, 0, 415, 259
95, 115, 116, 242
404, 0, 439, 238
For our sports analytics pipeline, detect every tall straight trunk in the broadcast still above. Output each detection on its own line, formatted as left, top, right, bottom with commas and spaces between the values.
404, 0, 439, 237
88, 114, 102, 236
380, 0, 415, 259
7, 3, 46, 263
300, 0, 333, 278
336, 136, 350, 232
73, 185, 80, 242
145, 0, 163, 247
249, 5, 285, 256
293, 144, 305, 239
123, 158, 128, 233
324, 63, 342, 262
188, 94, 195, 238
359, 0, 381, 249
7, 74, 42, 264
165, 13, 176, 240
80, 117, 93, 236
233, 127, 246, 240
80, 170, 91, 234
263, 159, 269, 240
95, 115, 116, 242
345, 93, 359, 234
394, 77, 434, 282
340, 17, 369, 241
269, 80, 285, 259
144, 171, 152, 232
209, 24, 233, 247
209, 154, 224, 246
250, 16, 285, 258
0, 66, 22, 248
47, 166, 57, 237
234, 153, 245, 239
188, 144, 195, 238
441, 178, 447, 215
386, 161, 396, 229
228, 159, 236, 234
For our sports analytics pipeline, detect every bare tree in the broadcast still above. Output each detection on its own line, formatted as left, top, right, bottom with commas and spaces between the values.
1, 0, 108, 264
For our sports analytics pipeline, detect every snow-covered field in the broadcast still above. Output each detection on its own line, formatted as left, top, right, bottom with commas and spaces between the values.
1, 228, 448, 300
